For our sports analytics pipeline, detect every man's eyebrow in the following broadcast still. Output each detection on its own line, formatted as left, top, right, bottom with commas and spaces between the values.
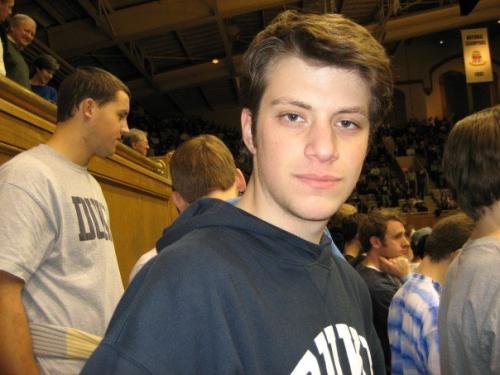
270, 99, 368, 118
270, 97, 312, 110
336, 107, 369, 117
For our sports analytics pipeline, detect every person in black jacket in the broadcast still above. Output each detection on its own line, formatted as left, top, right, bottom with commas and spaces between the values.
83, 10, 393, 374
356, 211, 411, 373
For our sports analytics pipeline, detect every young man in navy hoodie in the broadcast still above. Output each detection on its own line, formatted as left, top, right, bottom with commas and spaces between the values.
83, 10, 393, 374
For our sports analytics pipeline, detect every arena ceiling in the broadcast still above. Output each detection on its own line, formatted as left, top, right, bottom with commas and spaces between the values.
14, 0, 500, 119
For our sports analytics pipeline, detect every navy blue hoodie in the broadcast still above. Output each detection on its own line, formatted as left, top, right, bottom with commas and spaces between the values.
82, 198, 385, 374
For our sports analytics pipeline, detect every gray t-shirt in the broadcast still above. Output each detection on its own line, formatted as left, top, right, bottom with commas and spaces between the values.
439, 236, 500, 374
0, 144, 123, 374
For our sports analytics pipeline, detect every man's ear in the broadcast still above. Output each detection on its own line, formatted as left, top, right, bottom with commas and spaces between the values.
234, 168, 247, 194
79, 98, 96, 120
241, 108, 256, 155
172, 191, 189, 213
369, 236, 382, 251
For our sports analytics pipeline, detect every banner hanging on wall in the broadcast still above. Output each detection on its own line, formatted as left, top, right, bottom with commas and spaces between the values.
460, 28, 493, 83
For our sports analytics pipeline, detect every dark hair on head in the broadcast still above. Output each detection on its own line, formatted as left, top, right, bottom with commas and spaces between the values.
359, 211, 404, 252
30, 54, 60, 77
443, 105, 500, 220
341, 213, 367, 242
424, 213, 474, 262
170, 134, 236, 203
239, 10, 393, 139
57, 66, 130, 122
411, 227, 432, 259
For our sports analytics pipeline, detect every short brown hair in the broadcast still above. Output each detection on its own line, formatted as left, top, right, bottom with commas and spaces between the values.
57, 66, 131, 122
443, 105, 500, 220
240, 10, 393, 138
170, 134, 236, 203
424, 213, 473, 262
31, 54, 60, 77
359, 211, 404, 252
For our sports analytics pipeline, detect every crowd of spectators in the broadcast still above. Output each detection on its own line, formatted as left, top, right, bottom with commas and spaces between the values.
379, 117, 453, 188
128, 103, 462, 214
127, 105, 242, 157
1, 11, 60, 102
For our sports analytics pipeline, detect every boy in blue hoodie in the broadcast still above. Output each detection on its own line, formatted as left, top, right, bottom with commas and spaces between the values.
83, 10, 393, 374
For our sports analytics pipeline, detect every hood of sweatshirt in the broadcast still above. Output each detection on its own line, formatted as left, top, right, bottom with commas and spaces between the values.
155, 198, 334, 267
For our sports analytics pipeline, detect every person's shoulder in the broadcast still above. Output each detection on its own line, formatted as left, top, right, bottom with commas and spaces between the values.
355, 264, 380, 280
336, 257, 367, 285
333, 258, 373, 304
394, 275, 438, 310
459, 237, 500, 270
154, 227, 248, 275
0, 146, 50, 180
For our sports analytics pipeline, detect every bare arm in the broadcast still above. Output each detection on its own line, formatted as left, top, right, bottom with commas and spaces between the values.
0, 271, 40, 375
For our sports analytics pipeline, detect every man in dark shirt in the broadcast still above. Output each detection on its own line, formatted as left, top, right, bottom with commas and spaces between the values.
356, 211, 411, 372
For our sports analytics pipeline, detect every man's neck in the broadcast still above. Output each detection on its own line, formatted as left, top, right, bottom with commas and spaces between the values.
362, 251, 381, 270
207, 185, 239, 202
46, 122, 93, 167
415, 256, 448, 286
471, 201, 500, 240
236, 179, 326, 244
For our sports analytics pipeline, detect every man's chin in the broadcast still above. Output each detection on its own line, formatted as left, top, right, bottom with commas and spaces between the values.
96, 148, 115, 159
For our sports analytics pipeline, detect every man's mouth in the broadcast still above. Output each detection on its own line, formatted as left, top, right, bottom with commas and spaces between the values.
295, 174, 342, 189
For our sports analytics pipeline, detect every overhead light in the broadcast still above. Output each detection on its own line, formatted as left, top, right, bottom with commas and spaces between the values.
212, 58, 219, 64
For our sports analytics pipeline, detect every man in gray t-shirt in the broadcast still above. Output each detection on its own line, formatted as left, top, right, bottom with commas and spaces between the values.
0, 67, 130, 374
439, 105, 500, 375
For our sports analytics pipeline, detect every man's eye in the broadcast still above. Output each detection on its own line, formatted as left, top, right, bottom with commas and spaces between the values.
283, 113, 303, 122
337, 120, 358, 129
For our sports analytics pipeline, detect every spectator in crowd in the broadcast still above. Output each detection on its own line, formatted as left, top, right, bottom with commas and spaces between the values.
356, 211, 411, 372
4, 13, 35, 88
341, 212, 366, 264
411, 226, 432, 260
0, 67, 129, 374
388, 213, 473, 374
0, 0, 14, 76
327, 203, 358, 252
122, 128, 150, 156
83, 10, 392, 374
30, 54, 59, 102
129, 134, 246, 281
439, 105, 500, 374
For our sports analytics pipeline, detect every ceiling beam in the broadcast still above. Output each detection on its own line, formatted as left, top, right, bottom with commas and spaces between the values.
126, 0, 500, 98
208, 0, 242, 104
46, 0, 296, 55
76, 0, 173, 109
33, 0, 67, 25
